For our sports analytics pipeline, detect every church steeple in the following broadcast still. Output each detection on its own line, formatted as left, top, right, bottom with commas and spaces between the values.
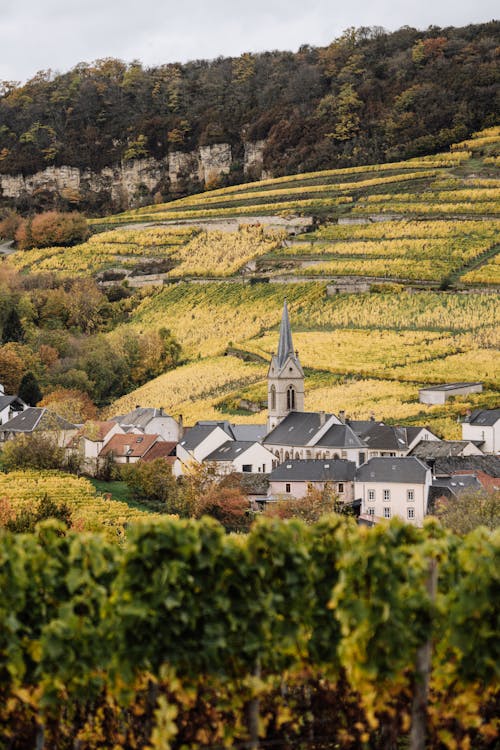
267, 299, 304, 432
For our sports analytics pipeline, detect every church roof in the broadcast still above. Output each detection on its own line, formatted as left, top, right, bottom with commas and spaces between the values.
277, 299, 295, 370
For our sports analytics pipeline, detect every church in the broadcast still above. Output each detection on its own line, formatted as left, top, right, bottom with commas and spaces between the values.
263, 301, 437, 466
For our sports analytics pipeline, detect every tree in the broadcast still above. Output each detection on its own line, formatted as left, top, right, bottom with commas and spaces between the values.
38, 387, 97, 423
0, 344, 26, 393
265, 483, 344, 525
18, 371, 42, 406
434, 490, 500, 534
122, 458, 189, 515
195, 486, 252, 533
15, 211, 89, 250
1, 432, 66, 471
2, 307, 24, 344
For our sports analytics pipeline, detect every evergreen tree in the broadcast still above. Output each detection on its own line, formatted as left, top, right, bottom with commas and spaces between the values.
18, 371, 42, 406
2, 307, 24, 344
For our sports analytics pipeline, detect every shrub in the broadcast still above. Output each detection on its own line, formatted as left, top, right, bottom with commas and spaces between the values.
15, 211, 90, 250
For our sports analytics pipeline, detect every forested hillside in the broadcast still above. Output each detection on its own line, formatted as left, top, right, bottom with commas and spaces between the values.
0, 21, 498, 208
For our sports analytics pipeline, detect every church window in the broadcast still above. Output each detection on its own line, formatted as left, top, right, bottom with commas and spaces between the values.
287, 385, 296, 410
270, 385, 276, 410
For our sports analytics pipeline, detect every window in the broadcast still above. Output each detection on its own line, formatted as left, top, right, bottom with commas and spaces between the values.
368, 507, 375, 516
383, 489, 391, 501
407, 508, 415, 520
242, 464, 252, 472
287, 385, 296, 410
368, 489, 375, 502
338, 483, 344, 493
359, 452, 366, 465
407, 489, 415, 502
341, 450, 347, 458
383, 507, 391, 519
270, 385, 276, 410
285, 483, 291, 493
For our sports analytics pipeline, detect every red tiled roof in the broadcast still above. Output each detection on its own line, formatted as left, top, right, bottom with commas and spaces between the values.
140, 441, 177, 463
99, 433, 160, 458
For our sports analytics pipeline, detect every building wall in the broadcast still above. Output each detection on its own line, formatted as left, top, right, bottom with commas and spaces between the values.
269, 480, 354, 502
355, 474, 431, 527
144, 416, 180, 442
419, 384, 483, 405
462, 422, 499, 454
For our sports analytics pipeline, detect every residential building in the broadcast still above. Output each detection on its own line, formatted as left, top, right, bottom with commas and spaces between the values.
0, 407, 78, 446
355, 456, 432, 527
204, 440, 275, 474
410, 440, 483, 462
66, 420, 125, 475
348, 421, 439, 459
99, 433, 165, 464
113, 407, 181, 442
268, 458, 355, 501
0, 392, 27, 425
462, 409, 500, 454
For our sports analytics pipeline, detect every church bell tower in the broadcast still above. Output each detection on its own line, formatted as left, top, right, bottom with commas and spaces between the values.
267, 299, 304, 432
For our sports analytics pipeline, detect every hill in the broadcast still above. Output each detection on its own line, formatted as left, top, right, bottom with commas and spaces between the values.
6, 128, 500, 436
0, 21, 498, 213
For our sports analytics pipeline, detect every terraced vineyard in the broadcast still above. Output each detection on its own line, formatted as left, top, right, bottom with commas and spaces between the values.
11, 127, 499, 435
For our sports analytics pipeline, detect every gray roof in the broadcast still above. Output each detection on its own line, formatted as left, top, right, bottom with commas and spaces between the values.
431, 455, 500, 478
178, 424, 221, 452
431, 475, 482, 497
116, 407, 171, 429
355, 457, 430, 483
277, 299, 295, 370
205, 440, 257, 461
315, 423, 365, 449
466, 409, 500, 427
0, 407, 76, 433
411, 441, 481, 459
270, 459, 356, 482
231, 424, 267, 442
263, 411, 335, 447
352, 423, 426, 452
0, 395, 24, 411
419, 382, 482, 392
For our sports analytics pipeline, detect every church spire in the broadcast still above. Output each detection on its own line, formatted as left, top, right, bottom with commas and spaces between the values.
277, 298, 294, 369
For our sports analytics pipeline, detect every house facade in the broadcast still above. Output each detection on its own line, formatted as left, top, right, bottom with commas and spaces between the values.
204, 440, 276, 475
355, 456, 432, 527
268, 459, 355, 502
462, 409, 500, 454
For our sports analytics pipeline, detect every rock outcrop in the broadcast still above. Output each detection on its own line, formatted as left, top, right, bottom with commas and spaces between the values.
0, 141, 269, 210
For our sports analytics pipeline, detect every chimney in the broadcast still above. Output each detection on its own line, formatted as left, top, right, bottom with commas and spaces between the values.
178, 414, 184, 439
338, 410, 345, 424
159, 406, 164, 416
319, 410, 326, 426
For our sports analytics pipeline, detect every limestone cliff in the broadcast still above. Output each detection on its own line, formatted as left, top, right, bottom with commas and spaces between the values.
0, 141, 268, 211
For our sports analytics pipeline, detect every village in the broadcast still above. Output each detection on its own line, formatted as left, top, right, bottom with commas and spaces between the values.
1, 300, 498, 527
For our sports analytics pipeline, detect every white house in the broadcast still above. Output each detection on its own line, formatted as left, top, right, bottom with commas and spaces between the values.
0, 407, 78, 446
355, 456, 432, 527
175, 423, 232, 474
462, 409, 500, 454
66, 420, 125, 474
113, 407, 181, 442
0, 392, 27, 426
204, 440, 276, 475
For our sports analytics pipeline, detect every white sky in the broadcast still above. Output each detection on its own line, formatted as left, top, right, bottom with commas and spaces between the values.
0, 0, 498, 83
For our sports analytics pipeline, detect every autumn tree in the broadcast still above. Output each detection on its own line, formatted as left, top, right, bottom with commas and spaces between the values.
4, 494, 72, 533
0, 344, 26, 393
434, 490, 500, 534
15, 211, 89, 250
122, 458, 189, 515
265, 483, 345, 525
38, 387, 97, 423
1, 432, 66, 471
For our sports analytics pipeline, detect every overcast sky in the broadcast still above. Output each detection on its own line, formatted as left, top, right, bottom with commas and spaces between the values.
1, 0, 498, 83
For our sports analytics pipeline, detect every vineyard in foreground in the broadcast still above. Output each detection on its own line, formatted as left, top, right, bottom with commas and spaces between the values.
0, 516, 498, 749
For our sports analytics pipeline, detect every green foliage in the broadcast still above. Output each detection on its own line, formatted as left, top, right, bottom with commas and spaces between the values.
17, 370, 42, 406
1, 306, 24, 344
1, 432, 67, 472
434, 490, 500, 534
122, 459, 186, 514
5, 494, 72, 533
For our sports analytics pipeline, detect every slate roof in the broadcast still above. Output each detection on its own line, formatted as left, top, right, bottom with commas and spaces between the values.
353, 423, 427, 452
0, 395, 24, 411
270, 459, 356, 482
355, 456, 430, 483
179, 424, 223, 452
465, 408, 500, 426
420, 382, 482, 392
431, 475, 482, 496
205, 440, 257, 461
315, 423, 365, 448
100, 433, 160, 458
263, 411, 336, 446
431, 455, 500, 478
411, 441, 481, 459
277, 299, 296, 370
0, 407, 76, 433
196, 420, 266, 442
115, 407, 172, 429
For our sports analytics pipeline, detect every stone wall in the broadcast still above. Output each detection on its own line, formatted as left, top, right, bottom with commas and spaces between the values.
0, 141, 269, 209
